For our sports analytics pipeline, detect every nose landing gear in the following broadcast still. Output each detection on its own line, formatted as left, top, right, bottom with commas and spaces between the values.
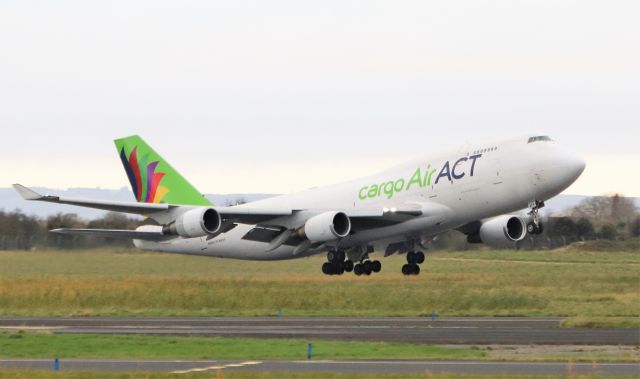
402, 250, 425, 276
527, 200, 545, 235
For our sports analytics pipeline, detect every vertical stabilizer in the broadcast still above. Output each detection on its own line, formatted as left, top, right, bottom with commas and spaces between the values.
114, 135, 212, 206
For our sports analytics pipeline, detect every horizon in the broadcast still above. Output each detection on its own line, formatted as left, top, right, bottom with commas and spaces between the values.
3, 184, 638, 199
2, 186, 638, 221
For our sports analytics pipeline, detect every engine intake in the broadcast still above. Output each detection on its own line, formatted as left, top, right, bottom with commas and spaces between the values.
469, 215, 527, 247
163, 208, 221, 238
300, 211, 351, 242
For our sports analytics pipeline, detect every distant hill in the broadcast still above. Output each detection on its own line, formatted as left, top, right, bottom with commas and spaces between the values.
0, 187, 637, 219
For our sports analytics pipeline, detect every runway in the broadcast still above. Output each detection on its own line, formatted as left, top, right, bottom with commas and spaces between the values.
1, 359, 638, 376
0, 316, 637, 345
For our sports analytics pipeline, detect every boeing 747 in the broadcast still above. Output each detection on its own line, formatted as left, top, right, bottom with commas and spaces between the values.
14, 134, 585, 276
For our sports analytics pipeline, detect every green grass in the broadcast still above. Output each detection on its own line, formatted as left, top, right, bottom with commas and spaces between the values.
1, 332, 637, 363
0, 332, 483, 360
1, 372, 635, 379
0, 248, 637, 327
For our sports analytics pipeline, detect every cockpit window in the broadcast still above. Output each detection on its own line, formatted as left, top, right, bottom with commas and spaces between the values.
527, 136, 552, 143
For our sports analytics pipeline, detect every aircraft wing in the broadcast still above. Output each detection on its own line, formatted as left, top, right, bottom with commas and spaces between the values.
345, 202, 444, 229
15, 184, 449, 250
13, 184, 171, 215
13, 184, 293, 224
241, 202, 451, 251
50, 228, 168, 241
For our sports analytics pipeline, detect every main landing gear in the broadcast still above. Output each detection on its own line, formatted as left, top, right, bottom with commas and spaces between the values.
321, 250, 381, 276
526, 200, 545, 235
322, 250, 348, 275
353, 259, 381, 276
402, 250, 425, 276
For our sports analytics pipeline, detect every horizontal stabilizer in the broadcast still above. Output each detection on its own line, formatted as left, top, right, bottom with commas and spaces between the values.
13, 184, 171, 216
50, 228, 168, 241
13, 184, 42, 200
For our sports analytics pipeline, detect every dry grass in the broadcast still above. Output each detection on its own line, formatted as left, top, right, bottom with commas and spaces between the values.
0, 248, 637, 326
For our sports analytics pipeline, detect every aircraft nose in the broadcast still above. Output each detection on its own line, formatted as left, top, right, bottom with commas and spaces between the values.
566, 152, 586, 178
562, 153, 586, 181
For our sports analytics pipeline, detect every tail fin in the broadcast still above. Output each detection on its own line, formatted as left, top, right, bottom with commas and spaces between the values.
114, 135, 212, 206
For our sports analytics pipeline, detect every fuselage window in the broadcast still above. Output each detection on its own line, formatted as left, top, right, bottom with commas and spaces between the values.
527, 136, 552, 143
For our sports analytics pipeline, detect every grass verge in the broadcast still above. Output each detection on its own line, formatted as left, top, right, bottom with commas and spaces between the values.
0, 333, 637, 362
0, 332, 483, 360
0, 248, 637, 327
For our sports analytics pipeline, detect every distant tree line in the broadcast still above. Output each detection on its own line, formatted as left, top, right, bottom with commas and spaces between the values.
0, 211, 142, 250
546, 194, 638, 241
431, 193, 639, 250
0, 194, 638, 251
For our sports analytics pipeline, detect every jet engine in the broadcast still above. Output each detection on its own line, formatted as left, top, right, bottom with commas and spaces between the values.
468, 215, 527, 247
163, 208, 221, 238
299, 211, 351, 242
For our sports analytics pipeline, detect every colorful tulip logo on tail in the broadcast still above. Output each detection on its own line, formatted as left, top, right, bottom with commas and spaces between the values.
114, 135, 212, 206
119, 146, 169, 204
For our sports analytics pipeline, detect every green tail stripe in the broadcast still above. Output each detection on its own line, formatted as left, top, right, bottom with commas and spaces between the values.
114, 135, 212, 206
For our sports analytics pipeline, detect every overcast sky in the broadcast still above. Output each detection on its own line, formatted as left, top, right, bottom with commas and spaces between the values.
1, 1, 638, 196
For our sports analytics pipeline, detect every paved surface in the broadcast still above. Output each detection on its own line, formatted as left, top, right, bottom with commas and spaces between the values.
0, 316, 638, 345
0, 359, 638, 376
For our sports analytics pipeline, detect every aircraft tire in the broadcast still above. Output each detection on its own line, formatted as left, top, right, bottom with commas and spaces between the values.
333, 263, 345, 275
344, 260, 354, 272
415, 251, 425, 264
354, 264, 364, 276
407, 251, 417, 264
327, 250, 338, 263
322, 262, 332, 275
401, 264, 411, 275
412, 264, 420, 275
371, 260, 381, 273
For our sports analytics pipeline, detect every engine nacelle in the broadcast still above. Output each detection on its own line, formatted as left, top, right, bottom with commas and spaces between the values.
163, 208, 221, 238
472, 215, 527, 247
300, 211, 351, 242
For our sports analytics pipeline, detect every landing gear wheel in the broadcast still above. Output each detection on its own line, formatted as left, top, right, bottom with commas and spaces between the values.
415, 251, 425, 264
526, 221, 544, 235
344, 260, 354, 272
363, 261, 372, 275
354, 264, 364, 276
402, 263, 421, 276
407, 251, 417, 264
371, 260, 381, 273
323, 250, 348, 275
527, 200, 545, 235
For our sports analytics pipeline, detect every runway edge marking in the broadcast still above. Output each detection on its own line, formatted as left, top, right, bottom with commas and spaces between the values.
171, 361, 262, 374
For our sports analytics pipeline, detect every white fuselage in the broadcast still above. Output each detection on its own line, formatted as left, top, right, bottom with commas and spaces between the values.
135, 136, 585, 260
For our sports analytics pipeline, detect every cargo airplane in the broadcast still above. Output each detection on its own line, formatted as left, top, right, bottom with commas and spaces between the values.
14, 134, 585, 276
